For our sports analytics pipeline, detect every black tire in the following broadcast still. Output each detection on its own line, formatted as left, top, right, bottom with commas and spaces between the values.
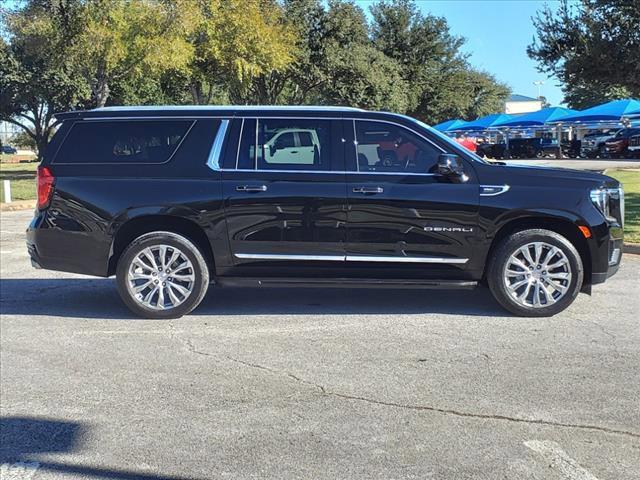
487, 229, 583, 317
116, 231, 209, 319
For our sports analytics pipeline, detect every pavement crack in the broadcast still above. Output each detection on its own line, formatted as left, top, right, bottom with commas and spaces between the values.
183, 339, 639, 440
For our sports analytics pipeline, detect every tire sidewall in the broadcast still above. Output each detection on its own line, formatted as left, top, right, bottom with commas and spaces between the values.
116, 232, 209, 319
488, 229, 584, 317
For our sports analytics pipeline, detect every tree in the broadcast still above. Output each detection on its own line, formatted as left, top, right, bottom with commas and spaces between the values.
0, 1, 90, 159
369, 0, 509, 123
74, 0, 196, 107
186, 0, 298, 105
528, 0, 640, 109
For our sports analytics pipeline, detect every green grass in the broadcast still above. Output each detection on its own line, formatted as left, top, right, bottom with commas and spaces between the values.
0, 178, 36, 202
0, 161, 38, 202
606, 169, 640, 243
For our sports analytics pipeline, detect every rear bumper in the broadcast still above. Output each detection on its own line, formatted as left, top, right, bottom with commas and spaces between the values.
27, 211, 111, 277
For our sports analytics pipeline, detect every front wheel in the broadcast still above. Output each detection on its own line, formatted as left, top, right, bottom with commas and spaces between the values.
116, 231, 210, 319
487, 229, 583, 317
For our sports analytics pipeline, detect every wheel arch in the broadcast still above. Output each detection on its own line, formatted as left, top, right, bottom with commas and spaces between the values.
108, 215, 215, 277
484, 215, 593, 287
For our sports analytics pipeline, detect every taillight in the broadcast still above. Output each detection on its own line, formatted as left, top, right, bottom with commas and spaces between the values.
37, 166, 55, 209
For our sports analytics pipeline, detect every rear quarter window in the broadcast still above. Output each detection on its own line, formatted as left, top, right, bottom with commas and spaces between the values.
53, 120, 194, 164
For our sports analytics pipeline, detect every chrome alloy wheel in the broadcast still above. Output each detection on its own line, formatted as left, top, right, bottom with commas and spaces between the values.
503, 241, 572, 308
127, 245, 195, 310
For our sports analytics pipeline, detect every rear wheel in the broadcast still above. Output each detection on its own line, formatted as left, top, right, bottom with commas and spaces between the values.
487, 229, 583, 317
116, 231, 209, 319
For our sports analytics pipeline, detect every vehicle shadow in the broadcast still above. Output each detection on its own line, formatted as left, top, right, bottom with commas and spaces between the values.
0, 278, 508, 319
0, 416, 203, 480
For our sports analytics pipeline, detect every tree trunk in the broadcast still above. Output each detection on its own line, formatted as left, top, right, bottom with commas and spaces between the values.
94, 79, 110, 108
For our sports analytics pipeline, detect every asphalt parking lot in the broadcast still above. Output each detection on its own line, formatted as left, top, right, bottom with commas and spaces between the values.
1, 209, 639, 479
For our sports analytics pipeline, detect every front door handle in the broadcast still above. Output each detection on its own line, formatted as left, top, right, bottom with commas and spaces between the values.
353, 186, 384, 194
236, 185, 268, 193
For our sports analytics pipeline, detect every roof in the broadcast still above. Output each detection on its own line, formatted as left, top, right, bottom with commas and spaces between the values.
507, 94, 539, 102
559, 99, 640, 123
432, 119, 469, 132
54, 104, 369, 120
492, 107, 577, 127
453, 113, 521, 131
93, 105, 365, 112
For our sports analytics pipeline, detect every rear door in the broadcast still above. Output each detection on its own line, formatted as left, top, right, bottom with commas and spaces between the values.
221, 116, 347, 272
344, 118, 479, 278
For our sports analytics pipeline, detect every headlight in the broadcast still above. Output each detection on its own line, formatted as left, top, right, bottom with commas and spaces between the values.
590, 187, 623, 225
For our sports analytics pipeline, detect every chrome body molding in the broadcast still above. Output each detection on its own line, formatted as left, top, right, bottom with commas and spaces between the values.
234, 253, 468, 264
207, 119, 229, 171
480, 185, 510, 196
234, 253, 345, 262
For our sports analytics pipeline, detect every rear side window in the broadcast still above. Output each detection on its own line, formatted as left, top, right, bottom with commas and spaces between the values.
54, 120, 194, 164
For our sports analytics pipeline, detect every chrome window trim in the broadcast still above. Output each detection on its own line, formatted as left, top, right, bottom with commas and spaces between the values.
206, 119, 229, 171
234, 253, 467, 264
479, 185, 510, 196
220, 168, 436, 176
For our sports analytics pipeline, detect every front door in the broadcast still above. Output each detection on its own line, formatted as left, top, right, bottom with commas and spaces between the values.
222, 117, 347, 274
344, 119, 479, 278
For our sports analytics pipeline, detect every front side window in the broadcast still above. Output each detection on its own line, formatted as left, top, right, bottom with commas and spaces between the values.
54, 120, 193, 164
354, 120, 441, 173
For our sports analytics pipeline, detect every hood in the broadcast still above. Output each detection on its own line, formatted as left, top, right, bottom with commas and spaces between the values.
487, 162, 618, 188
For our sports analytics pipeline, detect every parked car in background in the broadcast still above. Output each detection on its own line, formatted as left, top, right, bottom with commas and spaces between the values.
581, 130, 619, 158
628, 131, 640, 158
604, 128, 640, 158
27, 105, 624, 319
1, 145, 18, 154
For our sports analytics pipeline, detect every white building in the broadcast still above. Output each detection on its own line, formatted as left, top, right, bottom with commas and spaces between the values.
504, 94, 543, 115
0, 120, 20, 146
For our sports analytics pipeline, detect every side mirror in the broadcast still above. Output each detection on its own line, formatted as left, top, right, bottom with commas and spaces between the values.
436, 154, 469, 183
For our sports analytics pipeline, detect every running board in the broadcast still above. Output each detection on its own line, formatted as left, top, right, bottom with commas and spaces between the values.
215, 277, 478, 290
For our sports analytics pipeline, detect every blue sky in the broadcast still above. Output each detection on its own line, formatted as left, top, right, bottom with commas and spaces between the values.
357, 0, 564, 106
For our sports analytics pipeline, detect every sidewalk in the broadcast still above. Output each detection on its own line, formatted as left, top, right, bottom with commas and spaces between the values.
0, 200, 35, 212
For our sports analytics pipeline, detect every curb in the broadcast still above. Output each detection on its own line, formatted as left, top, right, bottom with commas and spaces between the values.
0, 200, 36, 212
625, 243, 640, 256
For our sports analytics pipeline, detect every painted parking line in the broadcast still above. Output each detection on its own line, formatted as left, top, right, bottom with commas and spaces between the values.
525, 440, 599, 480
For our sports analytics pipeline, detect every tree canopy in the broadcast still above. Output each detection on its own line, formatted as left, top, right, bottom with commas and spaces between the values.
528, 0, 640, 109
1, 0, 511, 157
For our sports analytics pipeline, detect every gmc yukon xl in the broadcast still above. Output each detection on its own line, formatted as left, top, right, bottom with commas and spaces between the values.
27, 106, 624, 318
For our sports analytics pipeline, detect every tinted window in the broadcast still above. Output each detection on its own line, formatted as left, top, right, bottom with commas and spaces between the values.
257, 119, 331, 170
55, 120, 193, 164
354, 121, 441, 173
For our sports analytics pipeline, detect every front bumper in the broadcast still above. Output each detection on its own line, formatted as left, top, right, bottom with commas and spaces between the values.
590, 225, 623, 285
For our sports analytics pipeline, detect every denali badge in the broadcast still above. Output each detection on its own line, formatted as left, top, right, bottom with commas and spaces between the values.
424, 226, 474, 232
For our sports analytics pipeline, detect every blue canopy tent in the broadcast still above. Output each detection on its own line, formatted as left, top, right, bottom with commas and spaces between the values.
453, 113, 520, 131
492, 107, 577, 128
432, 119, 469, 131
558, 99, 640, 123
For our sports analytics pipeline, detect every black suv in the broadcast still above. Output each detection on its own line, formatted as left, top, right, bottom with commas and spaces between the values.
28, 106, 624, 318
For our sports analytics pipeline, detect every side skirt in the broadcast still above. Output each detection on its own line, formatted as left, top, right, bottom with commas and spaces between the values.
214, 277, 478, 290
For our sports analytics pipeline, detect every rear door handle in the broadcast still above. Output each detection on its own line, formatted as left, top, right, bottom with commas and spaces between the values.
236, 185, 268, 192
353, 186, 384, 194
